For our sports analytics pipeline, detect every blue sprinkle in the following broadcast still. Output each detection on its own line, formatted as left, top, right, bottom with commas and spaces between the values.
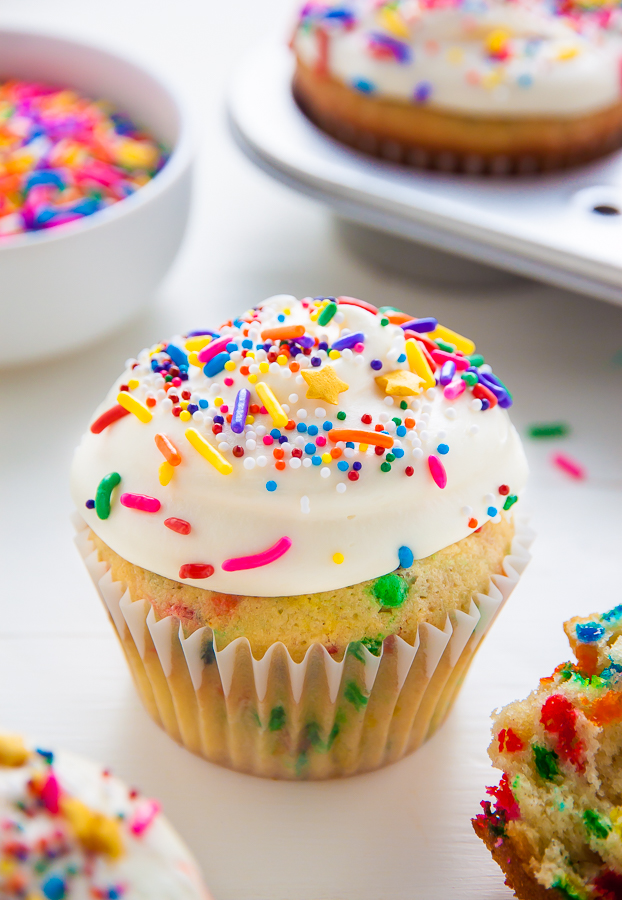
226, 342, 238, 353
352, 77, 375, 94
270, 428, 281, 439
305, 442, 316, 454
346, 441, 355, 448
602, 604, 622, 623
397, 353, 406, 363
481, 399, 490, 410
43, 876, 66, 900
601, 664, 622, 680
487, 506, 498, 517
297, 422, 307, 433
187, 404, 198, 414
337, 460, 349, 471
277, 314, 286, 322
353, 461, 362, 471
85, 499, 95, 509
370, 359, 382, 371
413, 81, 432, 104
576, 622, 606, 643
312, 455, 322, 466
396, 425, 407, 437
323, 422, 333, 431
307, 425, 319, 436
167, 343, 189, 368
242, 339, 253, 349
318, 342, 328, 351
437, 443, 449, 454
393, 448, 404, 458
398, 546, 414, 568
199, 398, 209, 409
36, 748, 54, 764
517, 73, 533, 88
203, 352, 229, 378
266, 480, 277, 492
279, 435, 289, 444
213, 415, 224, 425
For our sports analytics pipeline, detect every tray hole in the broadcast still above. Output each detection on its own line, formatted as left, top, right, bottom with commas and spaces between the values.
592, 204, 621, 216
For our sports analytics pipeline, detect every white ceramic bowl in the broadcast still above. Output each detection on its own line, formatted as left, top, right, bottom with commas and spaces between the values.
0, 28, 193, 366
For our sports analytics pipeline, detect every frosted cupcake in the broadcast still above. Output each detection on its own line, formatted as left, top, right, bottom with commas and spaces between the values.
0, 733, 210, 899
71, 294, 530, 779
291, 0, 622, 174
474, 604, 622, 900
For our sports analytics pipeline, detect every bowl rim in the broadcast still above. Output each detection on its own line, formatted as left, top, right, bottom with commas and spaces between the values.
0, 25, 194, 251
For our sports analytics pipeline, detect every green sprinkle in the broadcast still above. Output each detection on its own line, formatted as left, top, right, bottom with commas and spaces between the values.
461, 371, 478, 386
318, 301, 337, 326
361, 636, 383, 656
337, 410, 346, 420
552, 878, 585, 900
467, 353, 485, 367
380, 462, 391, 472
380, 317, 389, 326
95, 472, 121, 520
527, 422, 571, 439
533, 743, 559, 782
304, 721, 323, 748
503, 494, 518, 511
268, 705, 286, 732
391, 417, 401, 426
348, 642, 365, 663
372, 573, 409, 608
435, 339, 455, 352
344, 680, 368, 710
327, 722, 340, 750
400, 401, 408, 410
583, 809, 611, 840
559, 663, 574, 682
385, 452, 395, 462
378, 306, 403, 313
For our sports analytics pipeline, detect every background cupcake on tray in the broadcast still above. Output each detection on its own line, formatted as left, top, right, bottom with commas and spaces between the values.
71, 294, 530, 779
291, 0, 622, 174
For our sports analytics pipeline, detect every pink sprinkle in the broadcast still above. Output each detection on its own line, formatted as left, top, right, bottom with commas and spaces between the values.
443, 379, 466, 401
353, 342, 365, 353
129, 799, 161, 836
41, 772, 60, 814
260, 406, 268, 415
427, 454, 447, 489
224, 378, 234, 387
316, 435, 327, 447
171, 377, 182, 387
197, 336, 230, 365
120, 493, 161, 513
222, 536, 292, 572
220, 405, 229, 413
552, 453, 586, 480
431, 350, 469, 371
263, 435, 274, 446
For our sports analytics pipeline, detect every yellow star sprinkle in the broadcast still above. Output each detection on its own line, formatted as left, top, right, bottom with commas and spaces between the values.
301, 365, 349, 405
375, 369, 424, 396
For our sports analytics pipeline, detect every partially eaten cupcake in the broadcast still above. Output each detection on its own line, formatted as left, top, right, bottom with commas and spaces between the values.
474, 604, 622, 899
0, 733, 210, 899
291, 0, 622, 174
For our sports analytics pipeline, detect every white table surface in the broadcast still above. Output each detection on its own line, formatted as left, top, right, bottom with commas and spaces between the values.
1, 1, 621, 898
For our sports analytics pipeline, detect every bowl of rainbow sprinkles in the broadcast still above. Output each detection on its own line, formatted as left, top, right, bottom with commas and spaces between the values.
71, 293, 532, 780
0, 28, 193, 366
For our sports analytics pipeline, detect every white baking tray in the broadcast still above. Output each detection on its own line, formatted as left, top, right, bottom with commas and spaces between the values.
229, 42, 622, 307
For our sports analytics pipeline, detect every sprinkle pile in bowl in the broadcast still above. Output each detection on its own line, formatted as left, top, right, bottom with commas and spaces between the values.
0, 80, 167, 236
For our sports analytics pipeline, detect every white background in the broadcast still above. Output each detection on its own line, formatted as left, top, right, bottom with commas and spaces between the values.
0, 1, 621, 898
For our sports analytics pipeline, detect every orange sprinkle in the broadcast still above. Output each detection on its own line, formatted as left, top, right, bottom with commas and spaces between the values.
386, 312, 413, 325
330, 447, 342, 459
154, 433, 182, 466
289, 362, 300, 373
575, 644, 599, 677
328, 429, 394, 449
240, 365, 250, 376
273, 448, 285, 459
375, 424, 384, 432
146, 397, 156, 408
261, 325, 305, 341
468, 517, 478, 528
404, 417, 415, 428
275, 460, 286, 471
588, 691, 622, 726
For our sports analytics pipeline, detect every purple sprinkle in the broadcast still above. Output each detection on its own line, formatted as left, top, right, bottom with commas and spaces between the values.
353, 461, 362, 471
413, 81, 432, 104
370, 359, 382, 371
85, 499, 95, 509
479, 372, 512, 407
439, 360, 456, 385
332, 331, 365, 352
318, 342, 329, 351
297, 335, 315, 349
401, 316, 437, 333
231, 389, 250, 434
311, 356, 322, 367
187, 330, 219, 337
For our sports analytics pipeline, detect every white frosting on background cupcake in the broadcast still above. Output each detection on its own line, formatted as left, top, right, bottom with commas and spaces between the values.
293, 0, 622, 117
0, 736, 210, 900
71, 295, 528, 597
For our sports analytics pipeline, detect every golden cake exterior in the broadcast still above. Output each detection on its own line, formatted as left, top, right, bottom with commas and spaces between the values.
291, 0, 622, 174
71, 294, 529, 778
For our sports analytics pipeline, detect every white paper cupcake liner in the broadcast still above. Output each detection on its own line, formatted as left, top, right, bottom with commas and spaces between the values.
74, 513, 533, 779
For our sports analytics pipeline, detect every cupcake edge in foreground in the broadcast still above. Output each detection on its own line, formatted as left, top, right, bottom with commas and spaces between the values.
291, 0, 622, 173
0, 734, 210, 899
474, 605, 622, 900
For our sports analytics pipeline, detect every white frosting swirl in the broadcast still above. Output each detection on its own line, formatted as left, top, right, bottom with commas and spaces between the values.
293, 0, 622, 117
71, 295, 528, 597
0, 740, 210, 899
